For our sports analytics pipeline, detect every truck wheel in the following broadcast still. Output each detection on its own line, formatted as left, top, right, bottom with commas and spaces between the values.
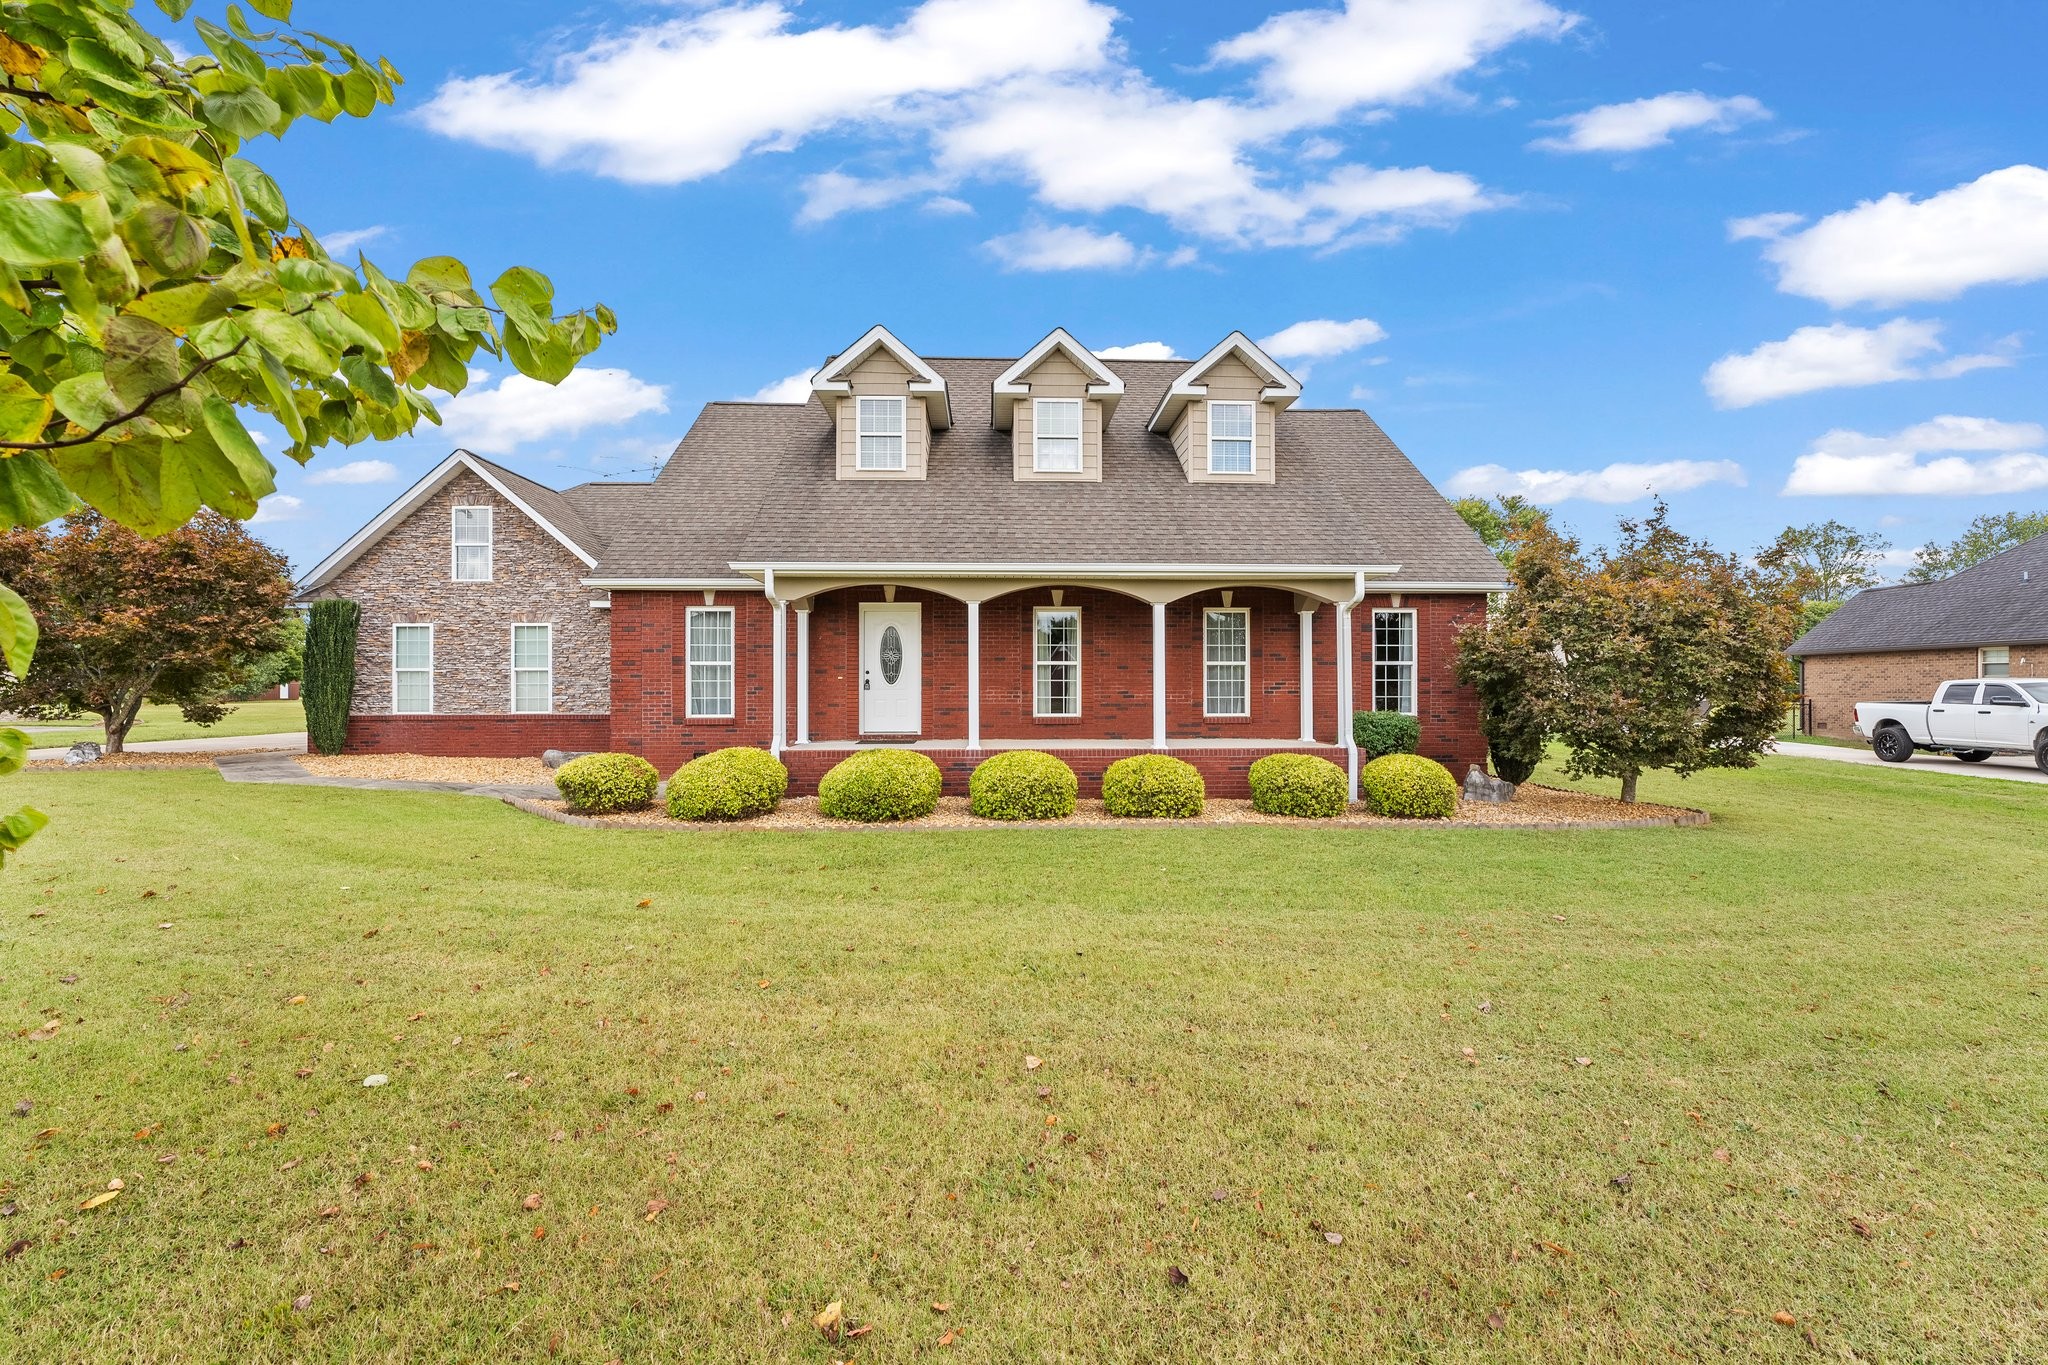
1954, 750, 1994, 763
1872, 727, 1914, 763
2037, 737, 2048, 775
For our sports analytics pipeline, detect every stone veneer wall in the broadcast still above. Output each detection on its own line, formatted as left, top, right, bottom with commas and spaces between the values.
310, 469, 609, 718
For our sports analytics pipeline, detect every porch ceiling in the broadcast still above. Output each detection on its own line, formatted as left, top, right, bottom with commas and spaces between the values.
760, 569, 1383, 606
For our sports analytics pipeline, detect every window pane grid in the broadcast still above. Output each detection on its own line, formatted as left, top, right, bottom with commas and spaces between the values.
1034, 609, 1080, 717
1372, 610, 1416, 715
512, 625, 550, 714
686, 608, 735, 718
1982, 646, 2010, 676
1203, 609, 1249, 716
452, 507, 491, 581
1209, 401, 1254, 473
1034, 399, 1083, 473
393, 625, 432, 714
856, 396, 906, 470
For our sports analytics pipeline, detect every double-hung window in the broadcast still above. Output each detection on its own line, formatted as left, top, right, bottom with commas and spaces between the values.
452, 506, 492, 581
1207, 400, 1254, 474
1372, 609, 1416, 715
856, 396, 906, 471
685, 607, 735, 718
392, 624, 433, 714
1033, 608, 1081, 717
1981, 646, 2011, 676
1203, 608, 1250, 717
1033, 398, 1083, 473
511, 624, 552, 713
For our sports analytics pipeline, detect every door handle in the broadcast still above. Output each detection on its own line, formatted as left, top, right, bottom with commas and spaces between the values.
1978, 709, 1991, 714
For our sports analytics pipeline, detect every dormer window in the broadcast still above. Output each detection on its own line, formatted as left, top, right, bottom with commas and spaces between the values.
452, 506, 492, 581
1208, 401, 1255, 474
1033, 398, 1083, 473
856, 396, 906, 471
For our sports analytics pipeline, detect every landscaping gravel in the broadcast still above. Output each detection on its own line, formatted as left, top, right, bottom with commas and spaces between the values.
296, 754, 555, 785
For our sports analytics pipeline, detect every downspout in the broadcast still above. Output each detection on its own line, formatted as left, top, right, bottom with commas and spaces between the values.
766, 566, 786, 758
1339, 569, 1367, 802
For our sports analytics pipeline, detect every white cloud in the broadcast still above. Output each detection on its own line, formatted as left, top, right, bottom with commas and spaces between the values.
1097, 341, 1178, 360
1531, 91, 1767, 153
437, 368, 670, 455
421, 0, 1551, 252
319, 225, 389, 255
246, 493, 306, 526
922, 195, 975, 216
1726, 211, 1803, 242
305, 458, 401, 486
1703, 319, 2017, 408
1257, 316, 1387, 360
742, 368, 818, 403
984, 223, 1144, 271
1447, 459, 1746, 504
1783, 415, 2048, 496
1745, 165, 2048, 307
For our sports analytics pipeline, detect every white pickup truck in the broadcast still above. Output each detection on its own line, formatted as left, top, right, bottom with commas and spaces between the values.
1854, 678, 2048, 771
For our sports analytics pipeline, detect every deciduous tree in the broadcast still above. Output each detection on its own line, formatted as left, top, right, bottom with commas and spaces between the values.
1903, 510, 2048, 582
0, 0, 614, 861
0, 510, 293, 752
1757, 519, 1891, 635
1454, 494, 1549, 567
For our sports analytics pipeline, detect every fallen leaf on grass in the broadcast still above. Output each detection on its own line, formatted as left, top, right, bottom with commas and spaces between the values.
280, 1159, 300, 1171
12, 1100, 28, 1117
938, 1329, 957, 1347
930, 1301, 951, 1313
643, 1198, 669, 1223
1024, 1055, 1043, 1071
533, 1226, 546, 1241
1540, 1241, 1572, 1258
1849, 1217, 1873, 1239
1771, 1310, 1797, 1326
845, 1324, 872, 1339
318, 1206, 341, 1218
294, 1068, 314, 1079
636, 899, 652, 908
1574, 1057, 1593, 1067
26, 1022, 59, 1043
522, 1193, 543, 1212
291, 1292, 313, 1312
1323, 1232, 1343, 1246
266, 1123, 286, 1139
79, 1190, 119, 1211
3, 1239, 30, 1260
1166, 1265, 1190, 1288
154, 1154, 175, 1165
284, 996, 307, 1006
814, 1300, 843, 1341
32, 1127, 59, 1142
1712, 1148, 1731, 1163
48, 1267, 67, 1280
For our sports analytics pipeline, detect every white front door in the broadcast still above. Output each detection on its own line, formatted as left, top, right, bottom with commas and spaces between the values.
859, 603, 922, 735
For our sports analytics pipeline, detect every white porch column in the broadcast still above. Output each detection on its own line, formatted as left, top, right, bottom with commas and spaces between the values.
769, 592, 788, 756
1298, 607, 1317, 743
1151, 600, 1168, 749
965, 598, 981, 750
794, 604, 811, 746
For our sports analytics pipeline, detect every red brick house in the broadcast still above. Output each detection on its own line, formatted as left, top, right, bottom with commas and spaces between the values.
298, 327, 1507, 798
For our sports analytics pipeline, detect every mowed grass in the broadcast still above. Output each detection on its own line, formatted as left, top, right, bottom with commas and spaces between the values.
19, 698, 305, 749
2, 758, 2044, 1363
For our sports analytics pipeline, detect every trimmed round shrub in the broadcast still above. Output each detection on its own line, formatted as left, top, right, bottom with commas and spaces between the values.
1247, 752, 1348, 818
1359, 753, 1458, 820
1353, 709, 1421, 760
817, 749, 943, 823
1100, 754, 1205, 819
666, 746, 789, 821
554, 752, 658, 815
968, 750, 1077, 822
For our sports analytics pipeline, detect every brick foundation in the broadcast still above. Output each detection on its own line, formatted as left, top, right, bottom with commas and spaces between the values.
783, 744, 1354, 799
342, 714, 611, 757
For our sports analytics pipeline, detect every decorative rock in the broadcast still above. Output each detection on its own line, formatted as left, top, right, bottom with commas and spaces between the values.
541, 749, 592, 770
1463, 765, 1516, 804
362, 1074, 389, 1088
64, 741, 103, 766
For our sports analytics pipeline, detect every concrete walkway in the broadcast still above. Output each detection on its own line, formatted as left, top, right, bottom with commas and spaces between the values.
213, 749, 554, 798
1772, 740, 2048, 786
28, 732, 308, 761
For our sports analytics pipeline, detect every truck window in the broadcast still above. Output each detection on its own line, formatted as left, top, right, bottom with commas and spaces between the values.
1940, 683, 1979, 704
1983, 683, 2026, 705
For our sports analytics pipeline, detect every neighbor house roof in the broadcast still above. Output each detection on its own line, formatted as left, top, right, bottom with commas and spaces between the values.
1788, 532, 2048, 656
579, 355, 1505, 588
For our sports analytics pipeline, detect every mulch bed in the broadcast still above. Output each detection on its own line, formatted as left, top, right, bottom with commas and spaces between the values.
26, 750, 291, 770
295, 754, 554, 784
517, 784, 1705, 832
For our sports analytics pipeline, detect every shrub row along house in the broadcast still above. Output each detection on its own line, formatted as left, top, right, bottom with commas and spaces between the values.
298, 327, 1506, 797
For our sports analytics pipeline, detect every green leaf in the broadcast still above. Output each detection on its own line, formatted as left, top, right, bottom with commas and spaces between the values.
46, 143, 113, 194
489, 265, 554, 333
0, 728, 27, 778
241, 307, 334, 374
225, 157, 288, 229
405, 256, 472, 297
0, 370, 53, 443
253, 345, 304, 442
333, 291, 399, 357
277, 257, 353, 295
155, 0, 198, 19
0, 804, 50, 863
51, 434, 199, 534
338, 352, 398, 408
51, 372, 124, 432
0, 581, 37, 676
504, 319, 575, 385
194, 18, 269, 84
338, 68, 379, 118
0, 196, 97, 267
416, 334, 469, 394
200, 395, 275, 496
0, 451, 74, 527
102, 315, 184, 409
122, 202, 212, 277
248, 0, 294, 19
124, 281, 237, 332
201, 86, 284, 142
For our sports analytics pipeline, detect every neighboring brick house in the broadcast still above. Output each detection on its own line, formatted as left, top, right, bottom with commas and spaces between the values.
1790, 532, 2048, 739
298, 326, 1508, 797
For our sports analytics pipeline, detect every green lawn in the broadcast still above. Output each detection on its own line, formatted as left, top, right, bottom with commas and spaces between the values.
17, 698, 304, 749
3, 757, 2044, 1363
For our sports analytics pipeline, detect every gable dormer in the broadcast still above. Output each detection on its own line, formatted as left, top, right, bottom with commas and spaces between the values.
811, 326, 951, 482
1147, 332, 1300, 484
991, 328, 1125, 483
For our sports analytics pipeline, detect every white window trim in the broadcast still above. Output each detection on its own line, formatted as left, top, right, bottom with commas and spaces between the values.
1032, 606, 1082, 719
855, 395, 907, 471
510, 622, 553, 715
1202, 606, 1251, 718
1980, 645, 2011, 676
1372, 607, 1418, 716
1032, 397, 1084, 473
452, 505, 493, 582
391, 623, 434, 715
685, 605, 736, 719
1206, 400, 1256, 475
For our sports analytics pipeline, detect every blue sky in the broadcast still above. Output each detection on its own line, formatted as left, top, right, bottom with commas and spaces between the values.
201, 0, 2048, 577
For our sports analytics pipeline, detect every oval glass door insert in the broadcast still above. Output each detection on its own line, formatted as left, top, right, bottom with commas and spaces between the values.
880, 626, 904, 684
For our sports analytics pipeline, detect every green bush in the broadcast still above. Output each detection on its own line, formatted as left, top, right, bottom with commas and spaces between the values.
1352, 709, 1420, 760
554, 752, 658, 815
1100, 754, 1205, 819
1359, 753, 1458, 819
968, 750, 1077, 821
666, 746, 789, 821
302, 598, 358, 756
1247, 752, 1348, 818
817, 749, 943, 822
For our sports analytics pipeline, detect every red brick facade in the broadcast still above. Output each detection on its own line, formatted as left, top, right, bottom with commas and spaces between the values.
342, 714, 610, 757
1798, 647, 1984, 740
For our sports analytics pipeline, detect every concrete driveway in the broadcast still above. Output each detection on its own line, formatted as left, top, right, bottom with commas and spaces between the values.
1772, 739, 2048, 786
